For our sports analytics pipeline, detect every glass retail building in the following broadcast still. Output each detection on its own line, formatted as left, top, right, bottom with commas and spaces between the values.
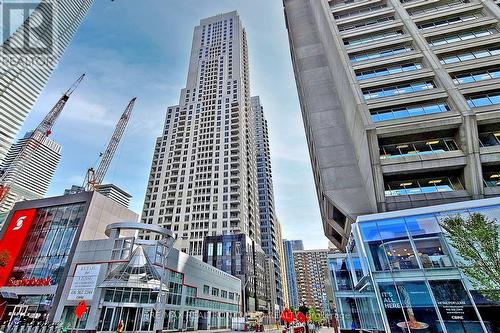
329, 197, 500, 333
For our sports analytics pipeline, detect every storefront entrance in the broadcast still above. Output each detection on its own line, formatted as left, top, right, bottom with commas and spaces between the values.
98, 306, 156, 332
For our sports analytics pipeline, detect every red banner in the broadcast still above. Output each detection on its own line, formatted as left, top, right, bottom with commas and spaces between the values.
0, 209, 37, 286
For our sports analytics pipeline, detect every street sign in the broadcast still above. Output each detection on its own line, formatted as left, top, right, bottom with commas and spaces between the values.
280, 308, 294, 324
75, 300, 87, 319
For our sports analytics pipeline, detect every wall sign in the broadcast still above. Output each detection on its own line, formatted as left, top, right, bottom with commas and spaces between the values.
0, 209, 37, 286
67, 264, 101, 300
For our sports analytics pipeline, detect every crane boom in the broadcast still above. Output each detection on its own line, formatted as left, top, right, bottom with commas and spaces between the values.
0, 74, 85, 204
35, 74, 85, 136
85, 97, 136, 191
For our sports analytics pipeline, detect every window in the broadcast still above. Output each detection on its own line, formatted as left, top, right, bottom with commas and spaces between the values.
111, 237, 133, 260
356, 63, 422, 80
9, 203, 85, 285
363, 81, 435, 100
203, 285, 210, 294
212, 287, 220, 297
344, 30, 404, 46
334, 4, 387, 20
452, 67, 500, 84
417, 13, 481, 30
429, 28, 497, 46
483, 170, 500, 187
167, 271, 183, 305
378, 281, 444, 332
384, 176, 464, 196
350, 45, 412, 63
479, 131, 500, 147
338, 15, 395, 32
371, 102, 450, 122
379, 138, 459, 159
466, 91, 500, 107
440, 47, 500, 64
408, 0, 470, 16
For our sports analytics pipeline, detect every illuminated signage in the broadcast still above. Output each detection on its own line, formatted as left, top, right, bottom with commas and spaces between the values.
0, 208, 37, 286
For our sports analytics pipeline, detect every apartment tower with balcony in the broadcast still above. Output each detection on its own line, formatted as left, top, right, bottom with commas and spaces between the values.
140, 11, 266, 310
0, 131, 61, 213
293, 249, 333, 318
284, 0, 500, 249
252, 96, 285, 309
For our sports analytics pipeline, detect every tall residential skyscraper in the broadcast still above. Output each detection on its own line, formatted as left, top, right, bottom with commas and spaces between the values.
277, 222, 290, 307
293, 249, 332, 317
0, 0, 94, 163
0, 131, 61, 212
140, 11, 260, 257
284, 0, 500, 249
252, 95, 285, 309
283, 239, 300, 309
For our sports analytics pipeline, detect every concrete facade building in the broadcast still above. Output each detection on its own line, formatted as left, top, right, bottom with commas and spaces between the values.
0, 0, 94, 163
95, 184, 132, 208
0, 191, 138, 323
0, 131, 61, 212
252, 96, 285, 309
140, 11, 260, 256
293, 249, 332, 317
284, 0, 500, 249
0, 193, 241, 332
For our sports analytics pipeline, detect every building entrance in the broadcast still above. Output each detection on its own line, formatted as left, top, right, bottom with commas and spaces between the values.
99, 305, 156, 332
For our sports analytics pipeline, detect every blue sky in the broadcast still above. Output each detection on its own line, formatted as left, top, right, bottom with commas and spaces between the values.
19, 0, 328, 249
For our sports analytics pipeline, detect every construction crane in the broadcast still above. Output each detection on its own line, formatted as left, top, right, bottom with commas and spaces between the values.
84, 97, 136, 191
0, 74, 85, 204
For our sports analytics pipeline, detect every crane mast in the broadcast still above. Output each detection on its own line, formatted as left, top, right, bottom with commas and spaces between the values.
0, 74, 85, 204
84, 97, 136, 191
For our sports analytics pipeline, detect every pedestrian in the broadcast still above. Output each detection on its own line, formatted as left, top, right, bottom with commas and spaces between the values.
116, 319, 124, 333
350, 321, 356, 332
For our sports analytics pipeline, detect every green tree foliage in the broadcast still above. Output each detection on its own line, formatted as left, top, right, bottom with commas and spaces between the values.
440, 212, 500, 301
0, 249, 10, 268
307, 308, 324, 325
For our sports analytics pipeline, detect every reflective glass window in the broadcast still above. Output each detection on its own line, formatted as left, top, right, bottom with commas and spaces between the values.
429, 280, 484, 333
379, 281, 444, 333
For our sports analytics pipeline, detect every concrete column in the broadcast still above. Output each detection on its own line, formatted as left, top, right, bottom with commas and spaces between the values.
460, 115, 484, 198
367, 128, 387, 212
207, 310, 211, 330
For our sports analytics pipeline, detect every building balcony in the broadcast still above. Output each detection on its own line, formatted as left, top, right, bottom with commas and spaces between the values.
330, 0, 384, 13
421, 17, 498, 40
334, 3, 390, 25
358, 68, 433, 90
408, 0, 477, 18
339, 16, 399, 38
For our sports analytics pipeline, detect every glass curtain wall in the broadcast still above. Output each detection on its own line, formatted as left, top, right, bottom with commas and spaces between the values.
9, 203, 86, 285
354, 205, 500, 333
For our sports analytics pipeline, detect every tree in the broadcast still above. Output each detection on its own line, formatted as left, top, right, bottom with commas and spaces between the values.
307, 308, 324, 325
440, 212, 500, 301
0, 250, 10, 268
